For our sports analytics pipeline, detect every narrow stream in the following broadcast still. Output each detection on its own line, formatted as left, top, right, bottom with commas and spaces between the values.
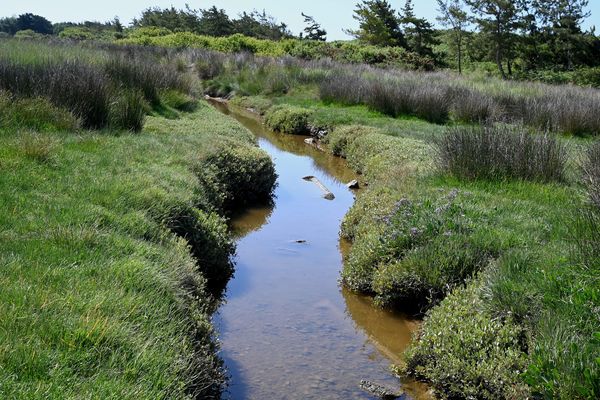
211, 102, 429, 400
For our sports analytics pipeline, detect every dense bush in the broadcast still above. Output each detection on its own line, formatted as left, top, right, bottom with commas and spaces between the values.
436, 125, 567, 182
165, 205, 234, 295
403, 279, 530, 400
264, 105, 312, 134
324, 125, 376, 158
160, 89, 198, 112
583, 141, 600, 209
195, 143, 277, 212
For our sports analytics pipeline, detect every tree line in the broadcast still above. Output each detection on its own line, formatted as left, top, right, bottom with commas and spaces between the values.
0, 1, 598, 77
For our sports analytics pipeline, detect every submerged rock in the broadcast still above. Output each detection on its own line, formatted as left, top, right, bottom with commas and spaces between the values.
359, 380, 404, 399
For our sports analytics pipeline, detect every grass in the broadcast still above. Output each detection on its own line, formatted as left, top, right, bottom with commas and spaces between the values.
0, 96, 275, 398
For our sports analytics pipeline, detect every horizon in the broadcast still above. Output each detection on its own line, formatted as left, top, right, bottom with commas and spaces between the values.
2, 0, 599, 41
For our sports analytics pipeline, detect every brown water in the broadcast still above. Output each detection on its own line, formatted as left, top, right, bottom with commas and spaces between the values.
211, 102, 429, 400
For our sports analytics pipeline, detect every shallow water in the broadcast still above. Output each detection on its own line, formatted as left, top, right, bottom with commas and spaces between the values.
211, 103, 429, 400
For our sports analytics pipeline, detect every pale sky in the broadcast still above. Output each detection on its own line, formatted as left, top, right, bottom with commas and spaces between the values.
2, 1, 599, 41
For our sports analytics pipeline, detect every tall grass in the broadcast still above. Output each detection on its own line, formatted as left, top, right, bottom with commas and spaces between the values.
583, 141, 600, 208
435, 125, 568, 182
0, 39, 196, 132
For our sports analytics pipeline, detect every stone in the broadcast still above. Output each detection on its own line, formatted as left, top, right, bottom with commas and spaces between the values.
346, 180, 359, 189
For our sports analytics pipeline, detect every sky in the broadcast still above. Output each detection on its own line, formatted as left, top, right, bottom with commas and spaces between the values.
2, 0, 600, 41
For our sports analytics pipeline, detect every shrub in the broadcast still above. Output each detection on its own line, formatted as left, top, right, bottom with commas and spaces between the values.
161, 90, 198, 112
403, 279, 530, 400
195, 143, 277, 212
583, 141, 600, 209
195, 51, 226, 80
436, 125, 567, 182
109, 90, 147, 132
324, 125, 377, 158
264, 105, 312, 135
165, 205, 234, 295
0, 92, 79, 132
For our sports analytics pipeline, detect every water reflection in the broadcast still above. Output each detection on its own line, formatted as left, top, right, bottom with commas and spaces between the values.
212, 101, 429, 400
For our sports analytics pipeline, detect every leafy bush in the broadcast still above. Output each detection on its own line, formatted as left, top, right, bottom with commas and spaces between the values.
583, 141, 600, 209
402, 279, 530, 400
436, 125, 567, 182
109, 90, 147, 132
264, 105, 312, 134
195, 143, 277, 212
324, 125, 377, 158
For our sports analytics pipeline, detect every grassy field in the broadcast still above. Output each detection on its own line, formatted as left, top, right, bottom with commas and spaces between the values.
0, 40, 276, 399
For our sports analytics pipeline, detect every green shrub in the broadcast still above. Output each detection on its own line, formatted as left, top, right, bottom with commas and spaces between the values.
264, 105, 312, 135
165, 205, 234, 294
0, 92, 79, 132
161, 90, 198, 112
109, 90, 147, 132
324, 125, 377, 158
195, 142, 277, 212
403, 279, 530, 400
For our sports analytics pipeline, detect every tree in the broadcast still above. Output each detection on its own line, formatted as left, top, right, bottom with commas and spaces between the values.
347, 0, 407, 48
465, 0, 525, 78
232, 10, 291, 40
301, 13, 327, 41
437, 0, 469, 73
531, 0, 591, 69
15, 13, 53, 35
401, 0, 438, 57
0, 17, 17, 35
132, 6, 201, 33
198, 6, 233, 37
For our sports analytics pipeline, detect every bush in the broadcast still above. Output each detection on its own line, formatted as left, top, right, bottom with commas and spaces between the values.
109, 90, 147, 132
165, 205, 234, 295
403, 279, 530, 400
264, 105, 312, 135
436, 125, 567, 182
161, 90, 198, 112
0, 91, 79, 132
583, 141, 600, 209
324, 125, 377, 158
195, 143, 277, 212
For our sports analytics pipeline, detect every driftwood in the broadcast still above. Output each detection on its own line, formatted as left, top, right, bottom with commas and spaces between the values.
346, 179, 360, 189
303, 176, 335, 200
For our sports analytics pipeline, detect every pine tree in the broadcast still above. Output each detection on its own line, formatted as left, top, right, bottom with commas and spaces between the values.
437, 0, 469, 73
401, 0, 438, 57
347, 0, 407, 48
302, 13, 327, 41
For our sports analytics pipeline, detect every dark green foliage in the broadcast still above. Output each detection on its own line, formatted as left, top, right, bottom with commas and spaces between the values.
195, 143, 277, 213
583, 141, 600, 208
109, 90, 147, 132
348, 0, 408, 48
198, 6, 233, 37
435, 125, 567, 182
15, 13, 53, 35
403, 279, 530, 400
301, 13, 327, 41
264, 105, 312, 134
160, 90, 198, 112
165, 205, 235, 295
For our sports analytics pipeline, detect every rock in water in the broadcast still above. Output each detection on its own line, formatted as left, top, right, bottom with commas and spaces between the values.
359, 380, 404, 399
346, 179, 359, 189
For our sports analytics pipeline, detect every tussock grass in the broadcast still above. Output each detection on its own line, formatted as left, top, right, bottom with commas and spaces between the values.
264, 105, 313, 134
436, 125, 568, 182
583, 141, 600, 208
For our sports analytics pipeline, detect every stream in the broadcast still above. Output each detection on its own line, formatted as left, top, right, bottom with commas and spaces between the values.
211, 102, 430, 400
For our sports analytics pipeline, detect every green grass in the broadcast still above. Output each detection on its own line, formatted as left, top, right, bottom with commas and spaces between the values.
0, 101, 274, 398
